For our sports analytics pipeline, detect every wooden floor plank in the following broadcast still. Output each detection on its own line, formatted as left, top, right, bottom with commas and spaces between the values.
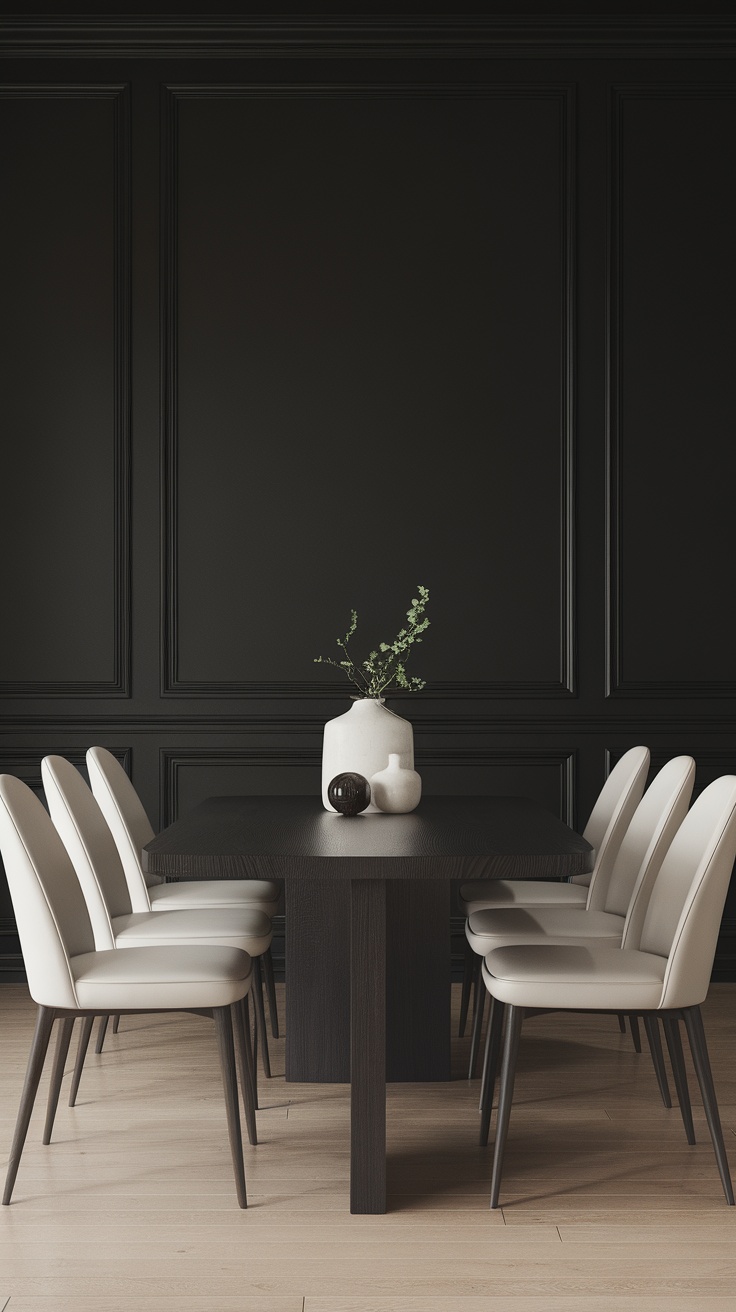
2, 1265, 736, 1297
3, 1301, 300, 1312
304, 1302, 736, 1312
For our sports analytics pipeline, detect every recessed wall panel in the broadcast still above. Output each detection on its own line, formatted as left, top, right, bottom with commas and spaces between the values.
166, 88, 573, 695
161, 747, 572, 827
0, 88, 129, 694
609, 89, 736, 695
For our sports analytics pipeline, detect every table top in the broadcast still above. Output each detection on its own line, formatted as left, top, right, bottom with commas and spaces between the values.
143, 795, 594, 883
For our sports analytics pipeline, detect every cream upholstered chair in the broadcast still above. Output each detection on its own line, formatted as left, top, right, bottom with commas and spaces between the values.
466, 755, 695, 1084
41, 755, 273, 1099
460, 746, 651, 916
0, 774, 255, 1207
468, 757, 694, 958
458, 746, 650, 1039
87, 746, 281, 1046
478, 774, 736, 1209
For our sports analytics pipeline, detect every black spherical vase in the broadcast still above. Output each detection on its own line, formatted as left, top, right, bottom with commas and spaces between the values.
328, 772, 371, 816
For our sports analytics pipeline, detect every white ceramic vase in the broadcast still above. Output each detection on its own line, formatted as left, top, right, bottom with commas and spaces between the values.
370, 753, 422, 814
321, 698, 414, 813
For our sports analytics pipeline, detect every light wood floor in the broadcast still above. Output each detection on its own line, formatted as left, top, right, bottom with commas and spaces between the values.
1, 982, 736, 1312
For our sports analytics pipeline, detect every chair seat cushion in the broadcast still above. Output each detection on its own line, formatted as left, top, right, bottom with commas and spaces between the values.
466, 906, 625, 955
149, 879, 281, 916
111, 906, 273, 957
459, 879, 588, 915
482, 944, 666, 1010
71, 944, 252, 1010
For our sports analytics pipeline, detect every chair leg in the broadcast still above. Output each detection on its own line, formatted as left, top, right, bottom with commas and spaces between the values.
251, 991, 259, 1109
111, 1015, 120, 1034
471, 952, 483, 1019
243, 993, 258, 1124
628, 1014, 642, 1053
479, 995, 505, 1114
213, 1005, 247, 1209
252, 956, 272, 1078
43, 1016, 75, 1145
262, 947, 279, 1039
643, 1014, 671, 1109
231, 997, 258, 1146
3, 1006, 56, 1205
617, 1014, 627, 1033
662, 1015, 695, 1144
468, 964, 486, 1080
69, 1015, 94, 1106
458, 943, 474, 1038
94, 1014, 109, 1055
682, 1006, 735, 1205
490, 1004, 523, 1209
479, 997, 505, 1145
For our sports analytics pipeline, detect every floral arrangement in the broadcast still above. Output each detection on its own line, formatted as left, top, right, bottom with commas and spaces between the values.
314, 585, 430, 699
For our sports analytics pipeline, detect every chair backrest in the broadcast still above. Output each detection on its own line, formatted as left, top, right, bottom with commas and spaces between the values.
0, 774, 95, 1009
87, 746, 156, 912
584, 746, 651, 911
42, 755, 134, 950
637, 775, 736, 1010
608, 755, 695, 933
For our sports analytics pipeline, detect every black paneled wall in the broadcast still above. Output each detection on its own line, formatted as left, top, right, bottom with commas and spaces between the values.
1, 17, 735, 980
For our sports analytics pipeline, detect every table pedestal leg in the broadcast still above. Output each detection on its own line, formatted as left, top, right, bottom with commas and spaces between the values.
351, 878, 386, 1214
387, 880, 451, 1081
285, 879, 451, 1084
285, 879, 350, 1082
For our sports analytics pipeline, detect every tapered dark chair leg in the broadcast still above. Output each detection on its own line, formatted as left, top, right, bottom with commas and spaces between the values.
231, 996, 258, 1146
262, 947, 280, 1039
490, 1004, 524, 1209
643, 1014, 671, 1108
459, 945, 474, 1038
213, 1005, 247, 1208
628, 1014, 642, 1053
247, 994, 259, 1109
479, 997, 505, 1145
682, 1006, 735, 1205
111, 1015, 120, 1034
94, 1014, 109, 1055
3, 1006, 56, 1205
471, 953, 482, 1018
243, 994, 258, 1129
250, 993, 259, 1109
478, 1018, 495, 1147
662, 1015, 695, 1144
69, 1014, 94, 1107
617, 1014, 627, 1033
468, 966, 486, 1080
252, 956, 271, 1078
43, 1016, 75, 1145
479, 996, 505, 1115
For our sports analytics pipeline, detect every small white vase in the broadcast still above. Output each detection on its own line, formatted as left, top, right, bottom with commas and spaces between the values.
321, 699, 414, 813
370, 753, 422, 814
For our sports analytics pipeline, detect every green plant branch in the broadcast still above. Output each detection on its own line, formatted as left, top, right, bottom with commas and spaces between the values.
314, 585, 430, 698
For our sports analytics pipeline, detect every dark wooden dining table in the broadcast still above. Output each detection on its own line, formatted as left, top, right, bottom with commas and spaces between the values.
143, 794, 593, 1213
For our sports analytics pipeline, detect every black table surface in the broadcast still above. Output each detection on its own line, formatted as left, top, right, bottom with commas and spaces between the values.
143, 794, 594, 881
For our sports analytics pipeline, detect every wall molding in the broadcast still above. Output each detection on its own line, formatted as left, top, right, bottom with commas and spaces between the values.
161, 82, 576, 700
0, 84, 131, 699
4, 712, 736, 733
2, 17, 736, 60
